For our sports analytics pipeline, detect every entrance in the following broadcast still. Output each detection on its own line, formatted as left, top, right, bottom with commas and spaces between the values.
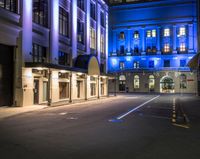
34, 79, 39, 104
0, 44, 14, 106
77, 81, 81, 98
119, 75, 126, 92
160, 76, 175, 93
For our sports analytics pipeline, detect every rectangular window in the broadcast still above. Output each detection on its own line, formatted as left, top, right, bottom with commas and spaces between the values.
59, 82, 69, 99
133, 61, 139, 69
90, 83, 96, 96
59, 7, 69, 37
33, 0, 48, 27
77, 21, 84, 44
77, 0, 84, 10
119, 62, 125, 70
58, 51, 70, 66
180, 43, 186, 52
32, 43, 47, 63
152, 29, 156, 37
100, 12, 105, 27
90, 2, 96, 20
90, 27, 96, 49
119, 32, 125, 40
100, 34, 105, 54
180, 59, 186, 67
147, 30, 151, 37
120, 45, 125, 54
164, 43, 170, 53
0, 0, 17, 13
149, 60, 154, 68
43, 81, 48, 101
179, 27, 186, 36
134, 31, 139, 39
164, 28, 170, 37
164, 60, 170, 67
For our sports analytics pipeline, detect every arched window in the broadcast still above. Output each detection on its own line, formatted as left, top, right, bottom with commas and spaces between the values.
180, 74, 187, 89
149, 75, 155, 91
134, 75, 140, 89
119, 75, 126, 91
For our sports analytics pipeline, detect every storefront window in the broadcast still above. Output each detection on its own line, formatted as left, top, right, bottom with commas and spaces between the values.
180, 74, 187, 89
59, 82, 69, 99
149, 75, 155, 91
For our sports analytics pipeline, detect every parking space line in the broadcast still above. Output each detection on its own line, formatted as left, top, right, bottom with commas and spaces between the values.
116, 95, 160, 120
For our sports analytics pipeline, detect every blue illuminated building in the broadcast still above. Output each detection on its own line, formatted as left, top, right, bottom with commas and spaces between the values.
108, 0, 198, 93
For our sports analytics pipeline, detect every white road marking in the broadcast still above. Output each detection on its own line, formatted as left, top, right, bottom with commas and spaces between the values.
117, 95, 160, 120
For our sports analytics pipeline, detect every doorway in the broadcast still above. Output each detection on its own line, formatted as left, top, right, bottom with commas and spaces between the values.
34, 79, 39, 104
160, 76, 175, 93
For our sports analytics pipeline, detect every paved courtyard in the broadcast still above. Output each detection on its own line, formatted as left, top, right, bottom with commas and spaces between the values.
0, 94, 200, 159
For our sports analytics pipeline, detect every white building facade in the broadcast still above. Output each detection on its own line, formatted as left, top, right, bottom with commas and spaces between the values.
0, 0, 109, 107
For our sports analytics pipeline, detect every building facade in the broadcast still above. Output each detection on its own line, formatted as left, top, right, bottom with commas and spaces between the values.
108, 0, 198, 94
0, 0, 109, 107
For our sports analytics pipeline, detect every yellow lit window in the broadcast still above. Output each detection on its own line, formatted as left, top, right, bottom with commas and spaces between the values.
180, 43, 186, 52
152, 29, 156, 37
164, 43, 170, 53
179, 27, 186, 36
164, 28, 170, 37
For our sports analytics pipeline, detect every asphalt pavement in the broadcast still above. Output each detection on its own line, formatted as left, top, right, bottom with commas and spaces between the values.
0, 94, 200, 159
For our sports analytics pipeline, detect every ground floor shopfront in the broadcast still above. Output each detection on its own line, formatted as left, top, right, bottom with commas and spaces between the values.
22, 65, 108, 106
108, 70, 197, 94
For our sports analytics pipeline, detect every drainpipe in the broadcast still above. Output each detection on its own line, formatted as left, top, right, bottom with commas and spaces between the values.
85, 74, 87, 100
47, 68, 52, 106
69, 72, 72, 103
97, 75, 100, 99
114, 73, 117, 96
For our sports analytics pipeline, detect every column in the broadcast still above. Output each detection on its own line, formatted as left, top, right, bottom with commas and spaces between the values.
141, 27, 146, 55
72, 0, 77, 60
97, 3, 101, 62
22, 0, 33, 62
97, 76, 100, 99
85, 75, 88, 100
188, 23, 194, 53
69, 72, 72, 103
86, 0, 90, 54
173, 25, 177, 54
127, 29, 131, 53
157, 26, 161, 54
105, 11, 109, 73
112, 30, 117, 53
50, 0, 59, 64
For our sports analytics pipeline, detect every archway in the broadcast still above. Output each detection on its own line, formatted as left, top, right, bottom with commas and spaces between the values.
160, 76, 174, 93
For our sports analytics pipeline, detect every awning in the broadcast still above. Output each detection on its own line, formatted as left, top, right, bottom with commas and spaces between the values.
187, 52, 200, 70
25, 62, 87, 73
75, 55, 100, 75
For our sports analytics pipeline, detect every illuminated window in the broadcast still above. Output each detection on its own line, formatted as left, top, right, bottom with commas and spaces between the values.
152, 29, 156, 37
164, 28, 170, 37
134, 31, 139, 39
149, 75, 155, 91
180, 74, 187, 89
134, 75, 140, 89
133, 61, 139, 69
147, 30, 151, 37
179, 27, 186, 36
119, 62, 125, 70
0, 0, 17, 13
180, 43, 186, 52
164, 43, 170, 53
90, 27, 96, 49
119, 32, 125, 39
